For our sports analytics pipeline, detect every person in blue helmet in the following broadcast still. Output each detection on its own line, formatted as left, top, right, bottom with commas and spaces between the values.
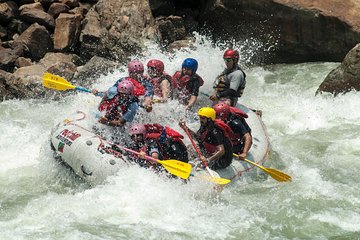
172, 58, 204, 110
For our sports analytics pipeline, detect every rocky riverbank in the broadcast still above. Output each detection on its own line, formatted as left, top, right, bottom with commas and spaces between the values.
1, 0, 360, 99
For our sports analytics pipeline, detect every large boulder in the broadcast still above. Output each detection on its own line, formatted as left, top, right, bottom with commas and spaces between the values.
316, 43, 360, 96
199, 0, 360, 64
79, 0, 159, 62
14, 23, 53, 60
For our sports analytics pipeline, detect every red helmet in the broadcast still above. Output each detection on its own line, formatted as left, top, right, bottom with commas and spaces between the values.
223, 49, 239, 62
213, 103, 230, 121
128, 60, 144, 74
147, 59, 164, 73
129, 123, 146, 137
117, 80, 134, 95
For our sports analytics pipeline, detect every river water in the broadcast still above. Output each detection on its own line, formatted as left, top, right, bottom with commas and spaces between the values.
1, 37, 359, 239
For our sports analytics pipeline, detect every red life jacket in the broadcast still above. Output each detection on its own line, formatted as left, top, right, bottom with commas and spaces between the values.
200, 120, 233, 154
105, 96, 138, 121
98, 95, 119, 113
230, 106, 248, 118
227, 109, 251, 146
144, 124, 185, 159
172, 71, 204, 91
123, 77, 146, 97
144, 124, 184, 141
150, 73, 172, 97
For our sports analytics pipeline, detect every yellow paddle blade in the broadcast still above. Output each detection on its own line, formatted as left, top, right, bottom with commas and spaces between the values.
158, 159, 192, 179
194, 174, 231, 185
234, 154, 292, 182
260, 166, 292, 182
42, 72, 76, 91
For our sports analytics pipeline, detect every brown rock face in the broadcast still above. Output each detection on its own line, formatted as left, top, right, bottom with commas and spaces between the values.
199, 0, 360, 64
79, 0, 159, 62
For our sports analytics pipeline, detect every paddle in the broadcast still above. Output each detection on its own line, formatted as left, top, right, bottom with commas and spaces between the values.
182, 126, 231, 185
117, 145, 192, 180
233, 153, 292, 182
42, 72, 104, 96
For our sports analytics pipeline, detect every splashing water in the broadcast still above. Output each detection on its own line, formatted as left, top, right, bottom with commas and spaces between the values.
0, 35, 360, 239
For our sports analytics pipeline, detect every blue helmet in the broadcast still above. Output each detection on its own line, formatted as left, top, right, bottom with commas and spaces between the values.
182, 58, 198, 73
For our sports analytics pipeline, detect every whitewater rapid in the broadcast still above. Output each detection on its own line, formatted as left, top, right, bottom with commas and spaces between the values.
1, 37, 360, 239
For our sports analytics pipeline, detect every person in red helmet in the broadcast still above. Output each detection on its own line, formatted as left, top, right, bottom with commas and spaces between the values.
98, 80, 139, 127
210, 49, 246, 106
213, 103, 252, 160
172, 58, 204, 110
147, 59, 172, 103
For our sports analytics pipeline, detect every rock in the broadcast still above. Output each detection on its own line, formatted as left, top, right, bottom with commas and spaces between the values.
79, 0, 159, 62
199, 0, 360, 64
53, 13, 82, 51
316, 43, 360, 95
0, 1, 18, 23
14, 23, 53, 61
20, 4, 55, 29
71, 56, 120, 88
48, 3, 70, 18
40, 52, 80, 69
0, 44, 25, 71
15, 56, 32, 68
156, 16, 187, 44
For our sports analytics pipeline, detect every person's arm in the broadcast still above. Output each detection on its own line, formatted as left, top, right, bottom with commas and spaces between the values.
122, 102, 139, 123
237, 132, 252, 160
186, 77, 200, 109
160, 80, 170, 102
179, 121, 196, 139
207, 144, 225, 164
186, 95, 197, 110
144, 81, 154, 97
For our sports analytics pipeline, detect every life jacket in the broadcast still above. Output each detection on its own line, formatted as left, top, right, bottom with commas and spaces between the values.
227, 111, 251, 146
105, 96, 138, 121
144, 124, 184, 142
172, 71, 204, 92
144, 124, 186, 160
200, 120, 234, 154
98, 95, 119, 113
229, 106, 248, 118
214, 66, 246, 97
122, 77, 146, 97
150, 72, 172, 98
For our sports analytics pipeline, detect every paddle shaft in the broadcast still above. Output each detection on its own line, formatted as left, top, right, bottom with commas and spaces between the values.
233, 153, 292, 182
183, 127, 214, 177
117, 146, 158, 163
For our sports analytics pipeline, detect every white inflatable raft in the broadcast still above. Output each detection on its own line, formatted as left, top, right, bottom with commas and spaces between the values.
50, 103, 271, 185
50, 111, 130, 185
